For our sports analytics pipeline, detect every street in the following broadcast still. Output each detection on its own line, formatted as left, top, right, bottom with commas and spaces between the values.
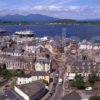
51, 84, 63, 100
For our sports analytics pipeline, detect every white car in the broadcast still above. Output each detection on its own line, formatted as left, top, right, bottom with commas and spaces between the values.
85, 87, 92, 90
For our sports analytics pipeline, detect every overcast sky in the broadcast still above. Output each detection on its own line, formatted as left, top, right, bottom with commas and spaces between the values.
0, 0, 100, 19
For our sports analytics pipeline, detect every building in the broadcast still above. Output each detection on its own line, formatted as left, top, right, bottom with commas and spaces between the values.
45, 43, 54, 54
0, 55, 34, 70
13, 49, 24, 56
0, 63, 6, 69
95, 56, 100, 63
0, 89, 23, 100
80, 90, 100, 100
17, 71, 50, 85
31, 71, 50, 83
35, 44, 51, 60
35, 59, 51, 72
14, 81, 47, 100
79, 41, 100, 50
65, 60, 100, 80
25, 43, 36, 53
62, 91, 81, 100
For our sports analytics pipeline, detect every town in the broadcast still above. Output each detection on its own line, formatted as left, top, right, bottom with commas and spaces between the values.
0, 30, 100, 100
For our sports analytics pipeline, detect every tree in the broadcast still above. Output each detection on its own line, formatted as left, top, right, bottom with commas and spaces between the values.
69, 74, 86, 89
89, 96, 100, 100
88, 72, 97, 85
1, 69, 12, 79
75, 74, 85, 89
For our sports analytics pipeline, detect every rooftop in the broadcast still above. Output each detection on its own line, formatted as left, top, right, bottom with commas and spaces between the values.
16, 81, 45, 96
32, 71, 49, 76
62, 91, 81, 100
0, 89, 23, 100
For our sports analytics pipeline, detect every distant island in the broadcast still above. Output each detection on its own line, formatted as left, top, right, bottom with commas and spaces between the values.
48, 19, 100, 25
0, 14, 100, 25
0, 20, 100, 25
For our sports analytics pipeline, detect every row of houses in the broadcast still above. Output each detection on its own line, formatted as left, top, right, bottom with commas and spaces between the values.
79, 41, 100, 50
17, 71, 50, 85
0, 55, 34, 70
0, 35, 54, 100
65, 60, 100, 80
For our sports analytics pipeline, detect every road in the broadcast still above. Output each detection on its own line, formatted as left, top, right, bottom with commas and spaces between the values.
41, 70, 59, 100
42, 55, 65, 100
50, 57, 64, 100
51, 84, 63, 100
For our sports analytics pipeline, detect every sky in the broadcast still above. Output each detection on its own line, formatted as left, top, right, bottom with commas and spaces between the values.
0, 0, 100, 19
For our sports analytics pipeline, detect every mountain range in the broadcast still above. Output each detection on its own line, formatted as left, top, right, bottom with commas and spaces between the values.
0, 14, 58, 22
0, 14, 100, 25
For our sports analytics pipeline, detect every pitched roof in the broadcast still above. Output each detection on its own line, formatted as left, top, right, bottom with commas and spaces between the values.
16, 81, 45, 96
32, 71, 48, 76
62, 91, 81, 100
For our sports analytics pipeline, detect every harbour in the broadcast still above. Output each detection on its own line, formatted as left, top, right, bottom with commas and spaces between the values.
0, 24, 100, 40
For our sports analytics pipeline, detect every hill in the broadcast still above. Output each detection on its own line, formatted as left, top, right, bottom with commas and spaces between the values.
0, 14, 58, 22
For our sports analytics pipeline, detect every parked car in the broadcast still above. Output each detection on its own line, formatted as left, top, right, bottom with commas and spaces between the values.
85, 87, 92, 90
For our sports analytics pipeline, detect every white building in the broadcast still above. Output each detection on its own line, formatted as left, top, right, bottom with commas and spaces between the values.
17, 71, 50, 85
25, 45, 36, 53
35, 59, 51, 72
79, 42, 100, 50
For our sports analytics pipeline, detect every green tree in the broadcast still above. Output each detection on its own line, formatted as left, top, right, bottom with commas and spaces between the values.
75, 74, 85, 89
69, 74, 86, 89
89, 96, 100, 100
1, 69, 12, 79
88, 72, 97, 85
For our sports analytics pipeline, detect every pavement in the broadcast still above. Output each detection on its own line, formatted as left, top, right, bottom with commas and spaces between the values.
42, 56, 65, 100
50, 65, 64, 100
41, 70, 59, 100
51, 84, 63, 100
41, 82, 53, 100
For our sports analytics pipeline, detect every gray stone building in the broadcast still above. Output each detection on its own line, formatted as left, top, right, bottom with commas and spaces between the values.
0, 55, 34, 70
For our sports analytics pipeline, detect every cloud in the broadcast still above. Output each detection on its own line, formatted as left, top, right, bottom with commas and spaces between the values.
29, 5, 100, 14
32, 5, 45, 11
48, 5, 61, 11
30, 5, 82, 12
0, 4, 100, 19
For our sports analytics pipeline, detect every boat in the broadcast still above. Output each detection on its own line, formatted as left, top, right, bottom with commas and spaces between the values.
15, 30, 35, 37
0, 29, 7, 33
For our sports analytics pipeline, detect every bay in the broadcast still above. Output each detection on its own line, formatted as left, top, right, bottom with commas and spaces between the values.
0, 24, 100, 40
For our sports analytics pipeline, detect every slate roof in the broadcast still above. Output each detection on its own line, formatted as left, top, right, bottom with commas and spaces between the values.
16, 81, 45, 96
32, 71, 48, 76
62, 91, 81, 100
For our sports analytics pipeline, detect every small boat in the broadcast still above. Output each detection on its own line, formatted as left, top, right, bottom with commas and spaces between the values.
0, 29, 7, 33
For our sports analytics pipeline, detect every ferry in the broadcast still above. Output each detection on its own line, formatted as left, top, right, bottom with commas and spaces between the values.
15, 30, 35, 37
0, 29, 7, 33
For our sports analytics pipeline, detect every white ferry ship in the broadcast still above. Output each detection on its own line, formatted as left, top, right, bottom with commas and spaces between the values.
0, 29, 7, 33
15, 30, 35, 37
